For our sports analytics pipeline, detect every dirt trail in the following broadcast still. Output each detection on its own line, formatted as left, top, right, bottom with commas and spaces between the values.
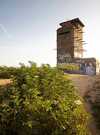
69, 74, 99, 135
0, 79, 11, 86
69, 74, 94, 97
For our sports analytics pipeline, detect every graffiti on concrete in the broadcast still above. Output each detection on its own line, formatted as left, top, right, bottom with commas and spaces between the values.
57, 58, 96, 75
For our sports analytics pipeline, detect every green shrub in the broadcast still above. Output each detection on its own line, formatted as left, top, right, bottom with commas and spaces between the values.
58, 63, 79, 71
0, 66, 18, 79
0, 62, 90, 135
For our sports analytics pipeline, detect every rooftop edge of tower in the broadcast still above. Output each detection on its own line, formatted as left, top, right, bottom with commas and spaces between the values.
60, 18, 85, 28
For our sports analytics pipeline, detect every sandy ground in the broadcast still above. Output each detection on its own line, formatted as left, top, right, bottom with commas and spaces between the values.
69, 74, 99, 135
69, 74, 94, 97
0, 79, 11, 86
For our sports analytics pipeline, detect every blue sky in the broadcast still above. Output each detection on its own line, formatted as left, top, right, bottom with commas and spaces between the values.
0, 0, 100, 66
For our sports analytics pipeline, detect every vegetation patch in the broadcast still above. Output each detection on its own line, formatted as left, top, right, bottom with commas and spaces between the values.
0, 62, 90, 135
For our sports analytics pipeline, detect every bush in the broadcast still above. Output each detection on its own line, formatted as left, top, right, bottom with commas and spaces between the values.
0, 62, 90, 135
58, 63, 79, 70
0, 66, 18, 79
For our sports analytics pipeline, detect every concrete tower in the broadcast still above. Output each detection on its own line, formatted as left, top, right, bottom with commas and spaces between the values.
57, 18, 84, 64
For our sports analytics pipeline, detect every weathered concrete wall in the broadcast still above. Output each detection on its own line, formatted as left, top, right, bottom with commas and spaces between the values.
57, 18, 84, 64
57, 57, 96, 75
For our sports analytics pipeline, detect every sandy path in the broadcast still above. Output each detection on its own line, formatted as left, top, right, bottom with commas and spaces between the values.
69, 74, 99, 135
69, 74, 94, 97
0, 79, 11, 86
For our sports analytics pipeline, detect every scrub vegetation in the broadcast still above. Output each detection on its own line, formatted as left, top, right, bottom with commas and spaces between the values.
0, 62, 90, 135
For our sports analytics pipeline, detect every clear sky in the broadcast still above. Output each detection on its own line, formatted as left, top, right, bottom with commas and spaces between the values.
0, 0, 100, 66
